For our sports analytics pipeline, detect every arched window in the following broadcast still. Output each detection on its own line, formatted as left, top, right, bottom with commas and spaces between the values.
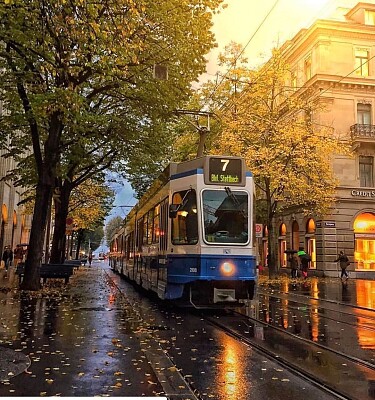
306, 218, 315, 234
280, 223, 287, 236
354, 212, 375, 270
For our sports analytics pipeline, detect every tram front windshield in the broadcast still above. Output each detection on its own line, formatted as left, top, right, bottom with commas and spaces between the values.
203, 189, 249, 244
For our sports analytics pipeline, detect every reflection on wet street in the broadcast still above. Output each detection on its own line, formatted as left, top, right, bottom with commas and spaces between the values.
256, 277, 375, 362
1, 265, 375, 400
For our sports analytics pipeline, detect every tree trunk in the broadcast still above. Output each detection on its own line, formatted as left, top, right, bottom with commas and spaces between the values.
20, 180, 53, 290
267, 221, 279, 279
50, 180, 73, 264
15, 92, 62, 290
75, 229, 84, 259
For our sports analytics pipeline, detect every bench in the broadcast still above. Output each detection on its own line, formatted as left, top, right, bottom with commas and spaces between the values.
16, 263, 75, 285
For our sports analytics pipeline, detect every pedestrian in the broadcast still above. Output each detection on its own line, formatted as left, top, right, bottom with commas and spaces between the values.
289, 253, 299, 278
13, 245, 24, 267
297, 247, 311, 279
2, 246, 13, 271
88, 250, 93, 267
335, 250, 350, 281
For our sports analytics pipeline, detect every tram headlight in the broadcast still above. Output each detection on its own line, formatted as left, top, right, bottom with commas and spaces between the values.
221, 262, 235, 276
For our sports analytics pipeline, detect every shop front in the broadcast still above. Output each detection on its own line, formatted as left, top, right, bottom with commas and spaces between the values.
353, 212, 375, 272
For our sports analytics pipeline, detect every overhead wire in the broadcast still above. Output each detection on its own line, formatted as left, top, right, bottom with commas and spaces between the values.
205, 9, 375, 118
200, 0, 339, 114
199, 0, 281, 112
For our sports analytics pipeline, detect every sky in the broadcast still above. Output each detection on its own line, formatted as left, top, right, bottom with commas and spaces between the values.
107, 0, 374, 223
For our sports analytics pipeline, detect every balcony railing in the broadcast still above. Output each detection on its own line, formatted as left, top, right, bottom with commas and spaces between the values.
350, 124, 375, 140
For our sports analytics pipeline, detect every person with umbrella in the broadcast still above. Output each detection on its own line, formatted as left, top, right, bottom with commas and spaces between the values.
297, 247, 311, 279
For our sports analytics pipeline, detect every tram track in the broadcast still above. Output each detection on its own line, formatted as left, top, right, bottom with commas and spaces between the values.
257, 286, 375, 314
202, 310, 375, 400
257, 291, 375, 331
107, 267, 375, 399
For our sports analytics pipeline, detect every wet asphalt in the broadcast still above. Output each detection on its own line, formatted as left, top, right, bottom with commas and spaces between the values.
0, 263, 374, 399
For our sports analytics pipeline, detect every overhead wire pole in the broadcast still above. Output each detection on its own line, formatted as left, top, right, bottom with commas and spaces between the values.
175, 109, 218, 157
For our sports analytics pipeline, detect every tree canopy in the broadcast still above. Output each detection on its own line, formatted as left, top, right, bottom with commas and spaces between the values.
0, 0, 223, 289
105, 216, 123, 247
177, 45, 352, 277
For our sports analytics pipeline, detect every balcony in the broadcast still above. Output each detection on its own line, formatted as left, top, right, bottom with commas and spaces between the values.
350, 124, 375, 142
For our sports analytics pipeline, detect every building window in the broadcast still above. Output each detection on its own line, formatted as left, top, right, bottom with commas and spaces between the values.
357, 103, 372, 124
354, 212, 375, 270
359, 155, 374, 187
304, 56, 312, 81
355, 48, 369, 77
365, 10, 375, 25
305, 218, 316, 269
279, 223, 287, 268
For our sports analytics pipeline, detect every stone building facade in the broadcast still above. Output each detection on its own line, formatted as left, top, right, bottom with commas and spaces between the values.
0, 138, 31, 263
260, 2, 375, 278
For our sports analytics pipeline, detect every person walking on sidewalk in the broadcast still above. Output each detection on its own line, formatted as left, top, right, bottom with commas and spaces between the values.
297, 247, 311, 279
2, 246, 13, 271
88, 249, 93, 267
289, 253, 299, 278
335, 250, 350, 280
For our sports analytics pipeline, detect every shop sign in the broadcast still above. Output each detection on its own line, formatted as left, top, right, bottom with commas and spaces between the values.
351, 190, 375, 198
316, 221, 335, 228
324, 221, 336, 227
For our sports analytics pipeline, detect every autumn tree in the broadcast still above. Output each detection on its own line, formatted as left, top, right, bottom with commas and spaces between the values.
105, 216, 123, 247
0, 0, 223, 289
63, 179, 113, 260
213, 48, 351, 278
169, 41, 249, 162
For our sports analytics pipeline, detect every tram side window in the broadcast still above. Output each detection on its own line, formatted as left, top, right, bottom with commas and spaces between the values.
136, 218, 143, 251
160, 198, 168, 251
143, 215, 148, 245
147, 209, 154, 245
152, 204, 160, 244
171, 189, 198, 245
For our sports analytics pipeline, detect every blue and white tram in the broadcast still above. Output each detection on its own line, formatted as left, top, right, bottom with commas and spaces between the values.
109, 155, 257, 307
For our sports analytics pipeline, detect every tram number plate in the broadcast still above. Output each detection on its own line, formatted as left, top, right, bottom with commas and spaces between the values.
190, 267, 198, 273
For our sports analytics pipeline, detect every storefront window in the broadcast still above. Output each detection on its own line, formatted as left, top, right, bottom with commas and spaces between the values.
306, 218, 316, 269
279, 223, 287, 268
263, 226, 268, 267
354, 212, 375, 270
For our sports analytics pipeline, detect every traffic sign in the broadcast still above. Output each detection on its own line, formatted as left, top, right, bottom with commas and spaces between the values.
255, 224, 263, 238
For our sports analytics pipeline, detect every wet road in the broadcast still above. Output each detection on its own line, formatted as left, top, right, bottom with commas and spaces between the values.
256, 278, 375, 364
109, 269, 340, 400
1, 264, 374, 399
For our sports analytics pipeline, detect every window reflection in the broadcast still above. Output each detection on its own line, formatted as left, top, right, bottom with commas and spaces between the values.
356, 281, 375, 349
203, 189, 249, 244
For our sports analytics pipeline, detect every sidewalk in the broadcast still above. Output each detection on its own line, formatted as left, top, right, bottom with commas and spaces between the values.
0, 265, 175, 398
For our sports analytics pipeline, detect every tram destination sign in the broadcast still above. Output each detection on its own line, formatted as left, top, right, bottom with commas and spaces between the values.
205, 156, 245, 186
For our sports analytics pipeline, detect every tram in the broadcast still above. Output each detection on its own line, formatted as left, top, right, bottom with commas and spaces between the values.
109, 155, 257, 307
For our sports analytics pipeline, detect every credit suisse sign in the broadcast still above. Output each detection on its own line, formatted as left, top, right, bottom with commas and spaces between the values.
351, 190, 375, 198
